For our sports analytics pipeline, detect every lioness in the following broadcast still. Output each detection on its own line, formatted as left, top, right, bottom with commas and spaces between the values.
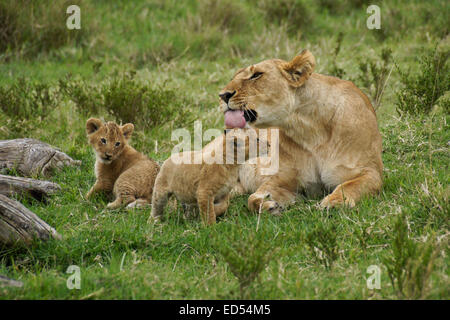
85, 118, 160, 209
150, 128, 263, 225
219, 49, 383, 213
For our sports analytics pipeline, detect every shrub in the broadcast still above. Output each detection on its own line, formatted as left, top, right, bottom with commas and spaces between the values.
191, 0, 250, 34
328, 32, 346, 79
354, 48, 393, 110
304, 221, 339, 270
58, 75, 103, 116
318, 0, 365, 13
0, 77, 58, 120
0, 0, 92, 60
213, 224, 276, 298
60, 72, 194, 130
396, 46, 449, 115
383, 214, 440, 299
256, 0, 313, 36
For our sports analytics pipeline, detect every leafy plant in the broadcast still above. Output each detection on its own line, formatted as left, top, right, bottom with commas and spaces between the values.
383, 214, 440, 299
304, 221, 339, 270
0, 0, 93, 61
213, 224, 276, 298
256, 0, 313, 35
354, 48, 393, 110
60, 71, 194, 130
0, 77, 58, 120
329, 32, 346, 79
396, 46, 449, 115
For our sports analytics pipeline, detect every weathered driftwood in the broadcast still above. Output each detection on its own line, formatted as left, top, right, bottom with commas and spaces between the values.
0, 138, 81, 177
0, 174, 61, 200
0, 275, 23, 288
0, 194, 61, 245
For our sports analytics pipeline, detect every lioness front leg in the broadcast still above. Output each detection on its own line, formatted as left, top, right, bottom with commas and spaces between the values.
320, 170, 382, 208
248, 174, 298, 215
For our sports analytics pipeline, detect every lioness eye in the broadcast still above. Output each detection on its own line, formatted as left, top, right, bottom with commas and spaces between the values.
115, 142, 120, 147
101, 138, 106, 144
250, 72, 263, 80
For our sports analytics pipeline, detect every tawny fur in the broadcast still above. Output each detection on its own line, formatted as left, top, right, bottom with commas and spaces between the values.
219, 49, 383, 213
85, 118, 160, 209
150, 129, 262, 225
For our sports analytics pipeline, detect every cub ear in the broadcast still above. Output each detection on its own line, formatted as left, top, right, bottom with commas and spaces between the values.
121, 123, 134, 140
280, 49, 316, 87
86, 118, 103, 135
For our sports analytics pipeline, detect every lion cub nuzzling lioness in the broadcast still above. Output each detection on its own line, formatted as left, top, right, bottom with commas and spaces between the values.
150, 128, 264, 225
85, 118, 160, 209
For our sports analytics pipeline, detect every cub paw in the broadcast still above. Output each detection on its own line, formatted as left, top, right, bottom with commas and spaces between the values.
127, 200, 150, 209
147, 215, 161, 224
106, 201, 121, 209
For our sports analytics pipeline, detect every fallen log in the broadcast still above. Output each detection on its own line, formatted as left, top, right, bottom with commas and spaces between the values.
0, 174, 61, 200
0, 275, 23, 288
0, 138, 81, 177
0, 194, 61, 245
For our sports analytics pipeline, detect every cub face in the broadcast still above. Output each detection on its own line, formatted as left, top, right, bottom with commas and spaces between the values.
219, 50, 316, 128
223, 128, 267, 163
86, 118, 134, 164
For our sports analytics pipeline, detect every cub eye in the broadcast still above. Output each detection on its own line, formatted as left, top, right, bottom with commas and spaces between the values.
115, 142, 120, 147
249, 72, 263, 80
101, 138, 106, 144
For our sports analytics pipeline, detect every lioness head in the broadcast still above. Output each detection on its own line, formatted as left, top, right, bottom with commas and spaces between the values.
219, 49, 315, 128
86, 118, 134, 164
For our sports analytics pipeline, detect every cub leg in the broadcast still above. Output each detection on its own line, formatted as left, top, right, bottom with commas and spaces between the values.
86, 179, 114, 199
127, 199, 151, 209
214, 194, 230, 217
149, 187, 170, 222
230, 182, 246, 198
107, 177, 137, 210
197, 189, 216, 225
320, 170, 382, 208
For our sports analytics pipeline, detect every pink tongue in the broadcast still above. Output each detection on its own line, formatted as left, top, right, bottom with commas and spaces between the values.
224, 110, 246, 128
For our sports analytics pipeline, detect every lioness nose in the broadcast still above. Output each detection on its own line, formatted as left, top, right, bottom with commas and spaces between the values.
105, 153, 112, 158
219, 90, 236, 104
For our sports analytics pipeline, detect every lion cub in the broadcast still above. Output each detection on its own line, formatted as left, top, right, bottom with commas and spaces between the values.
150, 128, 263, 225
85, 118, 160, 209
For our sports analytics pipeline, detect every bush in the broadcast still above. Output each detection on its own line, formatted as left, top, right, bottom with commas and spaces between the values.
354, 48, 393, 110
304, 221, 339, 270
328, 32, 346, 79
0, 0, 92, 60
191, 0, 250, 34
256, 0, 313, 36
60, 72, 194, 130
396, 46, 449, 115
0, 77, 58, 120
213, 224, 276, 298
383, 214, 440, 299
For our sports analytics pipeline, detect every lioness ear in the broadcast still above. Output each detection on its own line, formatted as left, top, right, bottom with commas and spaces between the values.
86, 118, 103, 135
280, 49, 316, 87
121, 123, 134, 140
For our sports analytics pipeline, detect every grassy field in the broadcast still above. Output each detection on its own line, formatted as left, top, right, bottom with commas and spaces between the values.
0, 0, 448, 299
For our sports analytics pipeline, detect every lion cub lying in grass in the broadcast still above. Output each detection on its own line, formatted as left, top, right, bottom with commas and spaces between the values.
85, 118, 160, 209
150, 128, 263, 225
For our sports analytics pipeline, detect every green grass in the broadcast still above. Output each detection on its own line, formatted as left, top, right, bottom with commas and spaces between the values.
0, 0, 449, 299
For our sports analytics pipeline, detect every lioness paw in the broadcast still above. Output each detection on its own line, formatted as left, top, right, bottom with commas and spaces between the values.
319, 195, 355, 209
262, 200, 282, 216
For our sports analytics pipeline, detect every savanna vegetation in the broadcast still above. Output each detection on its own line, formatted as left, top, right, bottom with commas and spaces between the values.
0, 0, 448, 299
